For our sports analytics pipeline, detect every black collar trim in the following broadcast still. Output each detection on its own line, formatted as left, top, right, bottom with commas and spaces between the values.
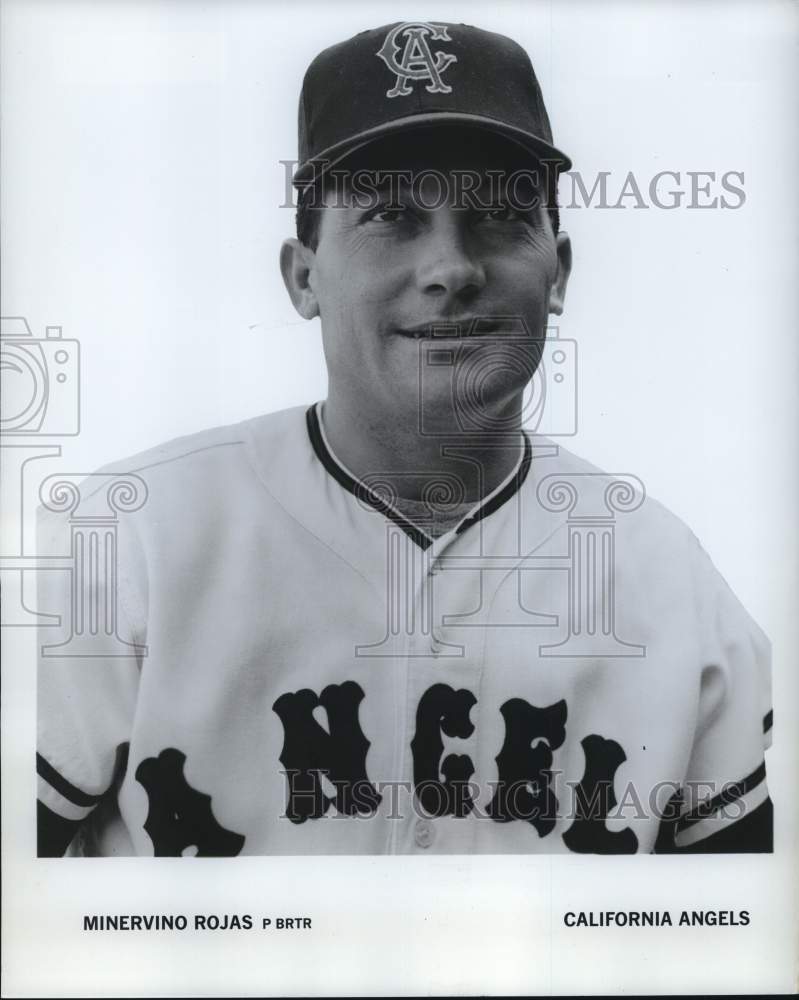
454, 432, 532, 536
305, 404, 532, 551
306, 405, 433, 550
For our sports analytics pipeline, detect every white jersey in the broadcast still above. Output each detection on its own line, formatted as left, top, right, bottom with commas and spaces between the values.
37, 404, 772, 856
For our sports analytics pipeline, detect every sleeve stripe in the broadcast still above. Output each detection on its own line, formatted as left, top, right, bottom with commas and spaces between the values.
674, 783, 769, 850
36, 752, 103, 808
37, 775, 94, 822
676, 761, 767, 833
763, 709, 773, 734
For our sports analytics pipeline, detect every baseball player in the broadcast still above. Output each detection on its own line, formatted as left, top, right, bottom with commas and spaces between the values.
36, 22, 772, 857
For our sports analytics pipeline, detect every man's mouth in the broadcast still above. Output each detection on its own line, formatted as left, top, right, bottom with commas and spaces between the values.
395, 318, 512, 339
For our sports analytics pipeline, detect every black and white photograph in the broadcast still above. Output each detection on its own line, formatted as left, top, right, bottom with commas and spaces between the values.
2, 0, 797, 995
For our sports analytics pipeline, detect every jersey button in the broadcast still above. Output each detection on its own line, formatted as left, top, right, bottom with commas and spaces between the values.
414, 819, 435, 849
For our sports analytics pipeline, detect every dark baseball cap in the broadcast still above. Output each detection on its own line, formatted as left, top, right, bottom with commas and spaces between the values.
293, 21, 572, 187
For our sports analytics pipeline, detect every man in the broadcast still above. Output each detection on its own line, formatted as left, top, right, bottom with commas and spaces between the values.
36, 21, 772, 856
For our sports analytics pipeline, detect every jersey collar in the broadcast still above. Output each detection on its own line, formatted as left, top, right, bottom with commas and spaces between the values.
305, 403, 532, 551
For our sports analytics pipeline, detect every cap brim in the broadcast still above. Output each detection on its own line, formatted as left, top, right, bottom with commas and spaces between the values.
293, 111, 572, 186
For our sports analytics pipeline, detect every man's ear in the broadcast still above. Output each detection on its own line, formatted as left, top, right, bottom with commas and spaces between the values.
280, 238, 319, 320
548, 231, 572, 316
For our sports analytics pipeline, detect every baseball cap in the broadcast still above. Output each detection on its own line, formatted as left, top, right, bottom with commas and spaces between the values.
293, 21, 572, 187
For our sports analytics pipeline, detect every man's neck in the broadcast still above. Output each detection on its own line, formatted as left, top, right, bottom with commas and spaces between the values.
320, 393, 525, 503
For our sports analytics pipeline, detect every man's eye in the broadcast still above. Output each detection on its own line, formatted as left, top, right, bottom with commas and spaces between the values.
365, 206, 407, 223
478, 205, 521, 222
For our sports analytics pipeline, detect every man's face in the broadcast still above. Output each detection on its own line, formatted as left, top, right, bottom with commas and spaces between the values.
283, 128, 571, 430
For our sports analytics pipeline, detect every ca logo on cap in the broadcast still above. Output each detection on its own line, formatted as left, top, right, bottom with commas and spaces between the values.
377, 23, 457, 99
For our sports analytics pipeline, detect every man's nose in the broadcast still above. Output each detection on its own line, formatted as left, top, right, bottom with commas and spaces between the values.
415, 215, 486, 302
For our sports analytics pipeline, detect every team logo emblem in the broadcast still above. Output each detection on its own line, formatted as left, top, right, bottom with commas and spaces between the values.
376, 22, 458, 99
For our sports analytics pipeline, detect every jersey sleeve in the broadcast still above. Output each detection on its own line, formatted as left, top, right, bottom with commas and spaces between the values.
36, 490, 146, 856
665, 542, 772, 852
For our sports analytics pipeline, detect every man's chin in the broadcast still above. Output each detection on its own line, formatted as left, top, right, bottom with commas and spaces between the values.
411, 382, 528, 439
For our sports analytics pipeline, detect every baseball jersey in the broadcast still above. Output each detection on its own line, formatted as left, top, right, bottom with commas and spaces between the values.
36, 403, 773, 855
